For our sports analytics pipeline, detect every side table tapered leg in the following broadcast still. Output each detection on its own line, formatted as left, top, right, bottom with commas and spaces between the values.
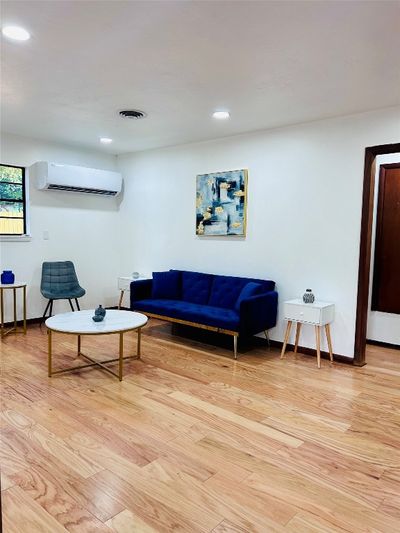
13, 287, 17, 332
0, 288, 4, 339
281, 321, 292, 359
294, 323, 302, 354
118, 290, 124, 310
315, 325, 321, 368
325, 324, 333, 363
23, 285, 27, 334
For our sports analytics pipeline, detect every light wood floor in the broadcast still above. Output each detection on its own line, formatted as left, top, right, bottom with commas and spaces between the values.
1, 321, 399, 532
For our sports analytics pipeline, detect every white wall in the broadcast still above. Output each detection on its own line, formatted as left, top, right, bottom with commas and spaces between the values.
367, 152, 400, 345
0, 133, 120, 321
117, 107, 400, 358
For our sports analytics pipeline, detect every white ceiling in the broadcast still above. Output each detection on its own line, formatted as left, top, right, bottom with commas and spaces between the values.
1, 0, 399, 154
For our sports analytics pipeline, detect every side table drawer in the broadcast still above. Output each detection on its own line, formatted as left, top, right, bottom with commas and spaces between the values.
284, 302, 321, 324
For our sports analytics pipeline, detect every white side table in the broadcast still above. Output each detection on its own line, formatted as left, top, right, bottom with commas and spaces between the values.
280, 299, 335, 368
117, 276, 149, 309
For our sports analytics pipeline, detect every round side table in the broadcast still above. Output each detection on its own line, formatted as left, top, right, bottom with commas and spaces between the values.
0, 282, 27, 338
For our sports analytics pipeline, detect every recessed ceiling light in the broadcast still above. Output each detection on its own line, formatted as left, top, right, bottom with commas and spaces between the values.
100, 137, 113, 144
2, 25, 31, 41
212, 111, 230, 120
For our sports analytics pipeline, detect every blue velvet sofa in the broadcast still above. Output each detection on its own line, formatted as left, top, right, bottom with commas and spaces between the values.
130, 270, 278, 358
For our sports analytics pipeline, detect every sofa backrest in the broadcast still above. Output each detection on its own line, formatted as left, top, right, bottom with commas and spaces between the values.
181, 271, 213, 304
171, 270, 275, 309
208, 274, 275, 309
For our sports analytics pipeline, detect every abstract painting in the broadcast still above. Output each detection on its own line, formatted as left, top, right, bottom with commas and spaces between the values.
196, 169, 247, 236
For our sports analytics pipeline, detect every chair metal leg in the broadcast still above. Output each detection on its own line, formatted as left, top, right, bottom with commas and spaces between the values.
42, 299, 51, 320
233, 335, 238, 359
68, 299, 74, 311
49, 300, 54, 317
75, 298, 80, 311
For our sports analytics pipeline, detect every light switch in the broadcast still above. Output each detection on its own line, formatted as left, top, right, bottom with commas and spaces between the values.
43, 230, 49, 240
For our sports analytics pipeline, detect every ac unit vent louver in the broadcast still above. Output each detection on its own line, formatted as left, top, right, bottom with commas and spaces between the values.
47, 184, 118, 196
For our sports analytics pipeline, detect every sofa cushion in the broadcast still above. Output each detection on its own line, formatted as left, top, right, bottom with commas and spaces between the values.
208, 275, 250, 309
152, 271, 181, 299
133, 298, 239, 331
181, 271, 212, 304
234, 282, 262, 312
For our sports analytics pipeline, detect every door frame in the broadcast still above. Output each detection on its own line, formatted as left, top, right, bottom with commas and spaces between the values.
354, 142, 400, 366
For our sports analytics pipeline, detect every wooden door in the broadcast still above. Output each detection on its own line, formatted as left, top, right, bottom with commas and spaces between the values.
371, 163, 400, 313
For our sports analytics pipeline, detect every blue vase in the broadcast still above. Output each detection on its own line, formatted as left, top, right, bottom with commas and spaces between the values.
1, 270, 15, 284
95, 305, 106, 318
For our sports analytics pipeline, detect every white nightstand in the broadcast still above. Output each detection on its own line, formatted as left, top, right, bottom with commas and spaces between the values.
118, 276, 149, 309
281, 299, 335, 368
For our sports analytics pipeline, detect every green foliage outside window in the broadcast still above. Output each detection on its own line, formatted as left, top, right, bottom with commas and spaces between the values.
0, 164, 26, 235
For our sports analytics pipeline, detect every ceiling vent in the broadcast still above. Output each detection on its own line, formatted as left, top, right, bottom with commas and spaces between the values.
119, 109, 147, 119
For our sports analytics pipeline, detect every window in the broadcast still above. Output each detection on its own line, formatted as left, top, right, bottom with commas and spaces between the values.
0, 164, 27, 236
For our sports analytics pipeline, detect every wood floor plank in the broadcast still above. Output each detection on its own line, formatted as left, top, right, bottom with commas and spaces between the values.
9, 467, 111, 532
143, 458, 283, 532
91, 468, 222, 532
105, 508, 158, 532
2, 408, 103, 478
2, 486, 67, 533
169, 390, 303, 447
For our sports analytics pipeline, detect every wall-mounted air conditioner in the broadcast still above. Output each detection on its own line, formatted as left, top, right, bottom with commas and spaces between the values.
30, 161, 122, 197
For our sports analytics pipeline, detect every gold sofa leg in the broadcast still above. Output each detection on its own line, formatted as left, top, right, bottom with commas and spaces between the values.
233, 335, 238, 359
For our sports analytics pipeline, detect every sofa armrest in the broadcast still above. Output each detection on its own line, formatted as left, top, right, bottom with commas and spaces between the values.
238, 290, 278, 336
130, 279, 153, 308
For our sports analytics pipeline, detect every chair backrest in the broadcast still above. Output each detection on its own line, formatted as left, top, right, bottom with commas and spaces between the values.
41, 261, 81, 295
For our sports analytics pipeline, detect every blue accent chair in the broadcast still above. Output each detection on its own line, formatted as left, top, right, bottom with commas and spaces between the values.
130, 270, 278, 358
41, 261, 86, 319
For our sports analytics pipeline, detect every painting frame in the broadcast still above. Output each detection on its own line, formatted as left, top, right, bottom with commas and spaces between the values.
196, 168, 248, 237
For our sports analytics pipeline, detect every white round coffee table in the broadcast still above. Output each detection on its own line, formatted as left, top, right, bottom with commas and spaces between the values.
45, 309, 148, 381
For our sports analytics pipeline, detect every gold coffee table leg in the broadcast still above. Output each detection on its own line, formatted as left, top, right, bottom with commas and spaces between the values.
48, 329, 52, 377
77, 334, 81, 355
119, 332, 124, 381
137, 327, 141, 358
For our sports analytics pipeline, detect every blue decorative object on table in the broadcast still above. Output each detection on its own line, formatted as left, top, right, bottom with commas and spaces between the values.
95, 305, 106, 317
1, 270, 15, 284
303, 289, 315, 304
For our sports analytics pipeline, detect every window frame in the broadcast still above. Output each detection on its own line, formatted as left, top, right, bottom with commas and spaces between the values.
0, 163, 28, 237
